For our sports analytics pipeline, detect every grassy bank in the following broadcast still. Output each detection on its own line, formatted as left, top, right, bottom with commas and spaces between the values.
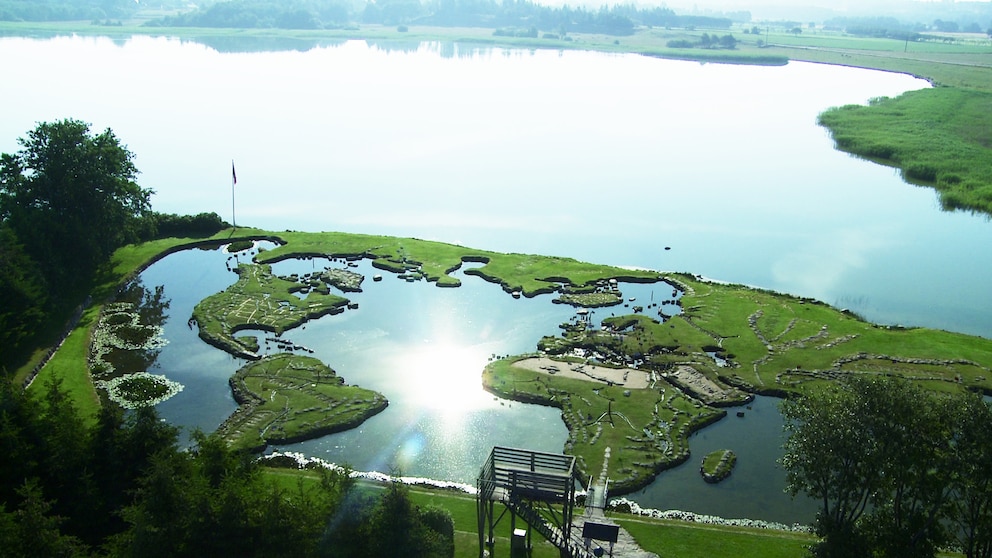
20, 231, 244, 421
262, 468, 820, 558
818, 87, 992, 214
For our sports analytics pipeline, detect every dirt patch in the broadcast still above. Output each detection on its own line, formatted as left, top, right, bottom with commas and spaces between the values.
513, 356, 649, 389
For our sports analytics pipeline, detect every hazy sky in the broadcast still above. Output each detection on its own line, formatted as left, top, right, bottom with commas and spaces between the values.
537, 0, 992, 22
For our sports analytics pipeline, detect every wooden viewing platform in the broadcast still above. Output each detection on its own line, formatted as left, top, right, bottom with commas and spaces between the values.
477, 446, 583, 558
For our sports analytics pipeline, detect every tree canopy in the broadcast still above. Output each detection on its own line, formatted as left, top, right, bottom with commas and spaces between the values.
0, 377, 455, 558
782, 377, 992, 558
0, 118, 152, 290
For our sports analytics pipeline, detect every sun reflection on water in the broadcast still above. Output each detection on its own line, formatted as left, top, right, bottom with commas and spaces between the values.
394, 340, 497, 415
383, 339, 505, 475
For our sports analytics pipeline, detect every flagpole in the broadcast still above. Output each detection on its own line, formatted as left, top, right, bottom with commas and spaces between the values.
231, 159, 237, 229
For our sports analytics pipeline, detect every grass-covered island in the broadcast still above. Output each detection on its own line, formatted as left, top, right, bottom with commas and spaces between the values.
217, 353, 387, 451
701, 449, 737, 484
92, 230, 992, 496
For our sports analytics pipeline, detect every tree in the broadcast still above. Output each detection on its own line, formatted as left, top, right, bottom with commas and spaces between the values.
854, 379, 952, 558
947, 393, 992, 558
0, 481, 89, 558
0, 225, 47, 365
782, 377, 960, 558
781, 381, 875, 557
0, 119, 152, 295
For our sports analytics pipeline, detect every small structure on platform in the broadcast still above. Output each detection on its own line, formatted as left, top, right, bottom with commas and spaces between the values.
582, 521, 620, 557
477, 446, 579, 558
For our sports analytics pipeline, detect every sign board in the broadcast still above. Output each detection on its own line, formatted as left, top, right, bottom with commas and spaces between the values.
582, 521, 620, 543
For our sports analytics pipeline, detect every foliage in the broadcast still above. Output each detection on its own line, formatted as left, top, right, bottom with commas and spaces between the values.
0, 225, 47, 366
781, 376, 992, 558
665, 33, 737, 50
946, 393, 992, 558
0, 375, 453, 557
0, 119, 152, 370
139, 0, 734, 37
0, 119, 152, 291
140, 211, 228, 240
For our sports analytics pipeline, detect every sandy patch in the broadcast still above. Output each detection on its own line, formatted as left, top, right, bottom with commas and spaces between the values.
513, 356, 649, 389
666, 365, 737, 403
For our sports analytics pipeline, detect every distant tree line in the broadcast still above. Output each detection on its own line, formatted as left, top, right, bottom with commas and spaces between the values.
0, 119, 228, 370
0, 0, 138, 21
667, 32, 738, 50
0, 378, 455, 557
824, 15, 992, 41
144, 0, 732, 36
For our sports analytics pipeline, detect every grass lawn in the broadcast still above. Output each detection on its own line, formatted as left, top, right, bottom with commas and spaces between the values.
618, 517, 815, 558
262, 467, 820, 558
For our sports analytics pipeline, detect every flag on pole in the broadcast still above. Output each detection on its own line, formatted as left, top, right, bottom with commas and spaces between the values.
231, 160, 237, 228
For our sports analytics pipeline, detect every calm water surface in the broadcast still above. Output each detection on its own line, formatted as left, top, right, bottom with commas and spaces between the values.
4, 35, 991, 523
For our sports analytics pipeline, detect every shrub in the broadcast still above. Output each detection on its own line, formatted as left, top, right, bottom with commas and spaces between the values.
905, 162, 938, 182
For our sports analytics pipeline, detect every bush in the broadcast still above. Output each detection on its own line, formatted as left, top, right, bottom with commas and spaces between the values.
143, 211, 228, 239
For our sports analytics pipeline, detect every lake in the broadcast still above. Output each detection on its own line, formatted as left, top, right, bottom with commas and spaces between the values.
4, 34, 991, 524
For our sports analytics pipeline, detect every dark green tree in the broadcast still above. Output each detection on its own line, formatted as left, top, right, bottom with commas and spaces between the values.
0, 481, 89, 558
0, 225, 47, 365
855, 379, 952, 558
0, 119, 152, 297
781, 381, 874, 558
783, 377, 958, 558
947, 393, 992, 558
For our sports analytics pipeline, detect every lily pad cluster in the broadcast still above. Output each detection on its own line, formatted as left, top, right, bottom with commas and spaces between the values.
95, 372, 184, 409
90, 301, 184, 407
90, 302, 169, 376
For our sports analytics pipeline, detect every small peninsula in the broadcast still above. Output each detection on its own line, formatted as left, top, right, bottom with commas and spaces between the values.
217, 353, 387, 451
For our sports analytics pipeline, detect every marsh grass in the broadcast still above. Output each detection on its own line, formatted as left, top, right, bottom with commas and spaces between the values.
674, 274, 992, 394
819, 87, 992, 215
